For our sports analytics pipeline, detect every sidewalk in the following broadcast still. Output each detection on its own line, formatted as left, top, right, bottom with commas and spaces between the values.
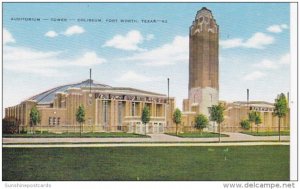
3, 141, 290, 148
2, 132, 290, 144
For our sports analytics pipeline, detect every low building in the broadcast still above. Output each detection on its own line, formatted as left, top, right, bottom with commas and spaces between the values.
222, 101, 289, 132
4, 79, 175, 134
180, 100, 290, 133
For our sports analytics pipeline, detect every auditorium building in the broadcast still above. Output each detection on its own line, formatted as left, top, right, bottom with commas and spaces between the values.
5, 79, 175, 133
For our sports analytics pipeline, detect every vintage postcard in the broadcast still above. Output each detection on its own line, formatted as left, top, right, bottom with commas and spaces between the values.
1, 1, 298, 187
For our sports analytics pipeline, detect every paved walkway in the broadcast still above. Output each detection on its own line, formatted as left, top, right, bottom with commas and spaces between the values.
3, 132, 289, 144
3, 141, 290, 148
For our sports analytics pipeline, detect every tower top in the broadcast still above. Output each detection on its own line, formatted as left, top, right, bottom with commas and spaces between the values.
195, 7, 213, 20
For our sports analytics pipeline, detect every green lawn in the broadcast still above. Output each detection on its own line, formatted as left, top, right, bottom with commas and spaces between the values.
2, 132, 149, 138
3, 145, 289, 181
241, 131, 290, 136
167, 132, 229, 138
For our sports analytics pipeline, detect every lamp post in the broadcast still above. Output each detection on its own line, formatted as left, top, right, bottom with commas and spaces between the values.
247, 89, 249, 111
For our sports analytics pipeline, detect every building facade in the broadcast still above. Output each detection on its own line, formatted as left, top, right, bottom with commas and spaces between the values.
4, 79, 175, 134
4, 7, 290, 134
221, 101, 290, 132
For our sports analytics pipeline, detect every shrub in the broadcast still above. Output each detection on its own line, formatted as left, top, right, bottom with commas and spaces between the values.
2, 119, 18, 134
240, 119, 250, 130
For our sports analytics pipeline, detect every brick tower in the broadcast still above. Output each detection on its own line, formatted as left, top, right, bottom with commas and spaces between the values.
184, 7, 219, 118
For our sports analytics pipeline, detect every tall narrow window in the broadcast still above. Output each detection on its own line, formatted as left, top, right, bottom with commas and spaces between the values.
102, 100, 110, 126
131, 102, 136, 116
57, 117, 60, 126
118, 101, 123, 130
103, 101, 107, 123
53, 117, 56, 126
49, 117, 52, 126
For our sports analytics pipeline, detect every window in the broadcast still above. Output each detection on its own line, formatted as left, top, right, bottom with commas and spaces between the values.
102, 100, 109, 125
204, 17, 208, 23
57, 117, 60, 126
118, 101, 123, 130
53, 117, 56, 125
131, 102, 136, 116
49, 117, 52, 126
156, 104, 162, 117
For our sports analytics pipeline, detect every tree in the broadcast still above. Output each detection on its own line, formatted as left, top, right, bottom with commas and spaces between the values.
248, 111, 262, 133
194, 114, 209, 133
76, 105, 85, 137
30, 106, 41, 134
254, 113, 262, 134
248, 111, 257, 132
240, 119, 250, 130
210, 103, 225, 142
273, 93, 288, 142
141, 106, 150, 135
173, 108, 182, 135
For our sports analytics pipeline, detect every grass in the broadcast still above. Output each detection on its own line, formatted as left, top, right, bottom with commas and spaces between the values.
241, 131, 290, 136
166, 132, 229, 138
2, 132, 149, 138
2, 145, 289, 181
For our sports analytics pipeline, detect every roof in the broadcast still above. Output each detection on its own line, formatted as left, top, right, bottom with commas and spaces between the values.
27, 79, 167, 105
94, 87, 167, 97
27, 79, 111, 104
195, 7, 213, 20
232, 101, 274, 107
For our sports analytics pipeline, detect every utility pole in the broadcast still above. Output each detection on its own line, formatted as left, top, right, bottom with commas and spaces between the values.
89, 68, 92, 94
167, 78, 170, 129
287, 92, 290, 107
247, 89, 249, 106
167, 78, 170, 104
247, 89, 250, 113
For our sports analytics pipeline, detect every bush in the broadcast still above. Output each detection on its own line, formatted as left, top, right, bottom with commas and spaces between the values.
20, 128, 27, 134
240, 119, 250, 130
2, 119, 18, 134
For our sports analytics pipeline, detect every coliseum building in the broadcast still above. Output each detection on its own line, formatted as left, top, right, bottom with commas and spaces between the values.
5, 79, 175, 133
4, 7, 289, 134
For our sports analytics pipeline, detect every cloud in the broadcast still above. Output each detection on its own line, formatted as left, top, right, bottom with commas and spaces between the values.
219, 38, 243, 49
4, 46, 60, 61
243, 32, 274, 49
254, 59, 278, 69
220, 32, 274, 49
103, 30, 152, 51
252, 53, 290, 70
116, 71, 160, 83
267, 24, 288, 33
3, 46, 106, 77
121, 35, 188, 66
3, 28, 16, 45
243, 71, 266, 81
63, 25, 85, 36
279, 53, 290, 65
45, 30, 58, 38
72, 52, 106, 66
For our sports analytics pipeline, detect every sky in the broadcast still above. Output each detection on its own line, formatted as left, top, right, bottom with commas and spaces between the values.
3, 3, 290, 110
